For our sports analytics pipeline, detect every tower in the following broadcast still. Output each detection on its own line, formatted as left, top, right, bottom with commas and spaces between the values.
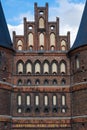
0, 1, 14, 130
69, 0, 87, 129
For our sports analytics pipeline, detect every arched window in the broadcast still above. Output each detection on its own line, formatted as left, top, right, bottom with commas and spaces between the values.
51, 46, 55, 51
26, 63, 32, 74
39, 18, 45, 28
35, 79, 40, 85
44, 79, 49, 85
28, 33, 34, 48
50, 33, 56, 47
17, 62, 23, 74
53, 95, 57, 106
35, 95, 39, 106
43, 62, 49, 74
52, 62, 57, 74
44, 95, 48, 106
75, 56, 80, 69
18, 79, 22, 86
52, 79, 57, 85
39, 33, 44, 47
60, 62, 66, 74
61, 40, 66, 51
61, 79, 66, 85
17, 108, 22, 113
27, 79, 31, 85
35, 63, 40, 74
17, 40, 23, 50
17, 95, 22, 106
26, 95, 30, 106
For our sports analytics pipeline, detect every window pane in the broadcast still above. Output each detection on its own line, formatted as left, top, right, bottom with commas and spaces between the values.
44, 95, 48, 106
53, 95, 57, 106
76, 57, 80, 69
62, 95, 66, 106
26, 95, 30, 105
35, 63, 40, 73
17, 108, 22, 113
18, 63, 23, 73
26, 63, 32, 73
52, 63, 57, 73
60, 63, 66, 73
18, 95, 21, 105
35, 95, 39, 106
44, 63, 49, 73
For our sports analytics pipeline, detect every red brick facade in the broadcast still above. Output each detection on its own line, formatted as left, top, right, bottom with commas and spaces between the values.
0, 3, 87, 130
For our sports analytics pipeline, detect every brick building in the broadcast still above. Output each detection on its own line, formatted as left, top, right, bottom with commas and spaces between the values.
0, 1, 87, 130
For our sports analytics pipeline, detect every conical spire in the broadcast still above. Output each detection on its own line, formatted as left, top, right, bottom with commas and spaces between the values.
71, 0, 87, 51
0, 1, 12, 49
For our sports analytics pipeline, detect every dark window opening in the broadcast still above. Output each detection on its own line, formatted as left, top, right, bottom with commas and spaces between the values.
52, 107, 58, 113
44, 107, 49, 113
44, 80, 49, 85
18, 80, 22, 86
25, 107, 31, 113
35, 107, 40, 113
61, 79, 66, 85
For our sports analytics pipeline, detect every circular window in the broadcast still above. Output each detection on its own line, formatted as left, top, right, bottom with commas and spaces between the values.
39, 11, 44, 15
28, 26, 33, 30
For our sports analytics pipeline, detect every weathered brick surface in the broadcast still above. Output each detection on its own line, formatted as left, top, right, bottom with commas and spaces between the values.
1, 2, 87, 130
0, 89, 11, 115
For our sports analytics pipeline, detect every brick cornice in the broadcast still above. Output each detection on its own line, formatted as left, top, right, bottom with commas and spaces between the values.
13, 86, 70, 92
0, 81, 12, 91
70, 82, 87, 92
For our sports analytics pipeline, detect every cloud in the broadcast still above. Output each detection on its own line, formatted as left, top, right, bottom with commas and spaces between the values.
49, 0, 85, 46
8, 24, 23, 40
8, 0, 85, 47
12, 11, 34, 24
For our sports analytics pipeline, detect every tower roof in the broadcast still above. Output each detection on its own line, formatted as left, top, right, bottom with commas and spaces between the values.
70, 0, 87, 51
0, 1, 13, 50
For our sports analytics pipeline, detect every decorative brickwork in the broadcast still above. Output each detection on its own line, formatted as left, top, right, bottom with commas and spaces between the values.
0, 1, 87, 130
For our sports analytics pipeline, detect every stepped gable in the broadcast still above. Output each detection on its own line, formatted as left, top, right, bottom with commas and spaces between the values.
0, 1, 12, 49
70, 0, 87, 51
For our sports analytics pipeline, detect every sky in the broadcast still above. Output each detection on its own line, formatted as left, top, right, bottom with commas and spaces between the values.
1, 0, 86, 46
